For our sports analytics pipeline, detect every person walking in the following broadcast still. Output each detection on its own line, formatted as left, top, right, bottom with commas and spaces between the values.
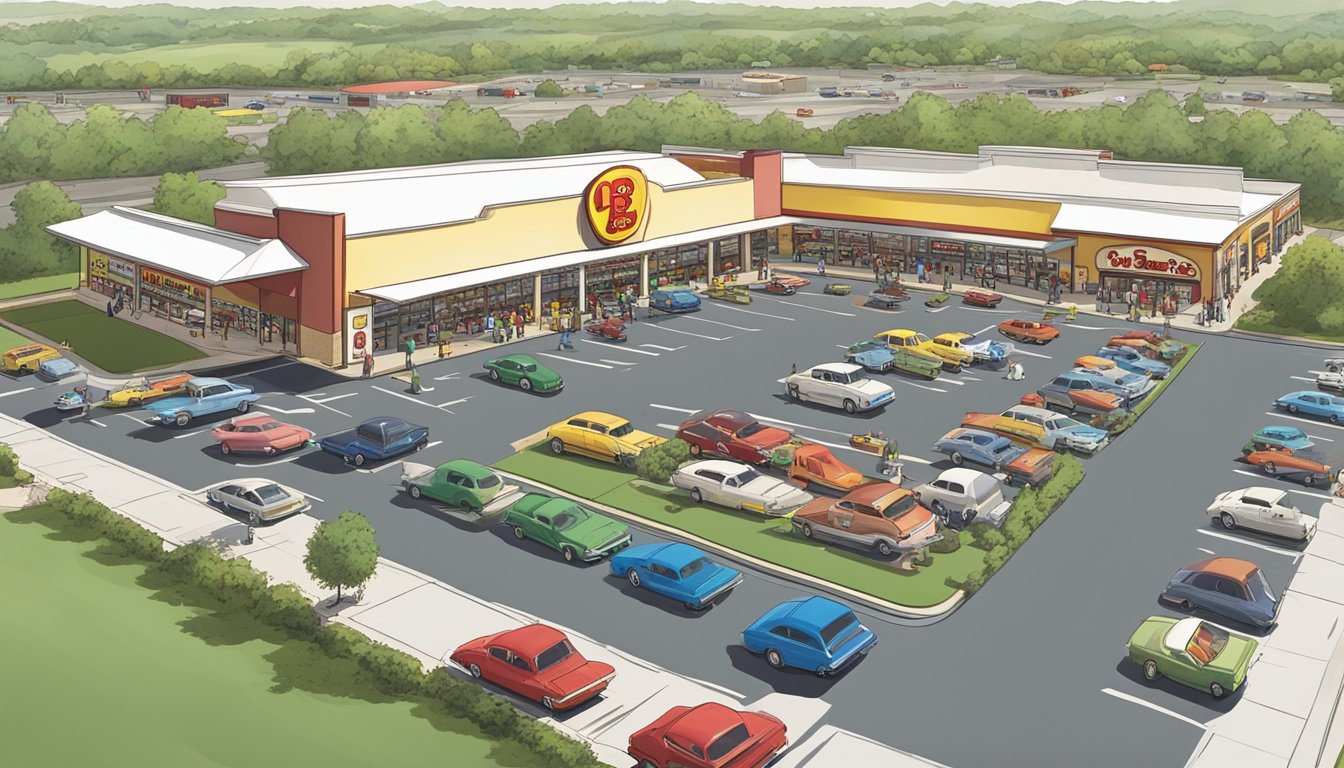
916, 258, 926, 284
404, 337, 415, 369
362, 350, 375, 378
505, 311, 514, 340
942, 265, 953, 293
816, 256, 826, 276
485, 311, 495, 342
616, 291, 627, 320
558, 312, 572, 350
514, 309, 524, 338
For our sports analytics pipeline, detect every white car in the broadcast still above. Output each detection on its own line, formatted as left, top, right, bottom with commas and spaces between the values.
1318, 370, 1344, 391
784, 362, 895, 414
912, 468, 1011, 528
207, 478, 311, 524
671, 459, 812, 516
1207, 487, 1318, 541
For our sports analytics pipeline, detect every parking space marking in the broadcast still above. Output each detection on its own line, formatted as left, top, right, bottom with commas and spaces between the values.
973, 325, 998, 336
1311, 434, 1336, 442
1068, 324, 1128, 331
706, 304, 795, 321
120, 413, 147, 424
240, 454, 304, 468
1011, 349, 1053, 359
903, 380, 947, 393
926, 306, 949, 313
224, 361, 301, 378
1291, 376, 1318, 384
290, 488, 326, 503
437, 397, 473, 408
258, 404, 316, 415
434, 372, 464, 381
685, 316, 760, 332
757, 296, 855, 317
647, 325, 728, 341
1229, 470, 1335, 500
1263, 412, 1344, 431
1196, 529, 1302, 557
357, 461, 403, 474
87, 419, 108, 428
641, 344, 682, 351
963, 376, 982, 382
425, 440, 443, 449
600, 359, 637, 367
963, 307, 1017, 315
535, 353, 614, 369
172, 429, 207, 439
936, 377, 966, 386
650, 404, 696, 414
582, 339, 659, 355
1198, 547, 1216, 555
1099, 688, 1207, 730
372, 385, 457, 410
0, 387, 34, 399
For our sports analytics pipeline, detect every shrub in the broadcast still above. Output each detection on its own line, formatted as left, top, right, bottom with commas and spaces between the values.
1002, 514, 1031, 548
0, 444, 19, 476
969, 523, 1005, 551
316, 623, 369, 659
45, 489, 165, 562
983, 544, 1011, 573
959, 568, 988, 594
354, 641, 426, 696
928, 527, 961, 553
256, 583, 318, 639
635, 438, 692, 483
534, 79, 564, 98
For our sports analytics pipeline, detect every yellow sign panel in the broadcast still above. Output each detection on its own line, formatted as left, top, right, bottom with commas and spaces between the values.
89, 252, 109, 279
584, 166, 649, 245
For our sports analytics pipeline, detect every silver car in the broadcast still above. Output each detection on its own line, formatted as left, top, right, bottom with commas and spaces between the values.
207, 479, 312, 524
912, 468, 1011, 528
783, 362, 896, 414
672, 459, 812, 516
1206, 487, 1317, 541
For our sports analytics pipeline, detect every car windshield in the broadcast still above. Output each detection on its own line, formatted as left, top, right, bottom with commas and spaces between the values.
731, 468, 761, 485
734, 421, 763, 438
521, 363, 537, 373
818, 613, 858, 646
551, 507, 590, 530
1250, 569, 1277, 603
992, 442, 1014, 455
878, 493, 917, 520
673, 292, 694, 301
608, 422, 634, 438
477, 474, 501, 489
1186, 623, 1229, 665
253, 484, 289, 504
187, 385, 204, 397
257, 421, 281, 431
1047, 417, 1085, 431
534, 639, 574, 672
679, 558, 708, 579
706, 724, 752, 761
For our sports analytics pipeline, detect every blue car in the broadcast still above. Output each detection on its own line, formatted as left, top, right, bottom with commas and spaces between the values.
741, 595, 877, 677
319, 416, 429, 467
609, 542, 742, 610
1242, 425, 1314, 455
1096, 346, 1171, 379
1068, 366, 1155, 402
1160, 557, 1280, 629
649, 288, 701, 313
146, 377, 259, 427
843, 339, 895, 373
37, 357, 81, 382
1275, 391, 1344, 424
931, 427, 1028, 469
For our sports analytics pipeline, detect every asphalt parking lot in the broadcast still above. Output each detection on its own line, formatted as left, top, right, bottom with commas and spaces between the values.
1, 282, 1334, 768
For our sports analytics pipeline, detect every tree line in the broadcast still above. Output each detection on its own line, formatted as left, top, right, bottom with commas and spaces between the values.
1, 1, 1344, 94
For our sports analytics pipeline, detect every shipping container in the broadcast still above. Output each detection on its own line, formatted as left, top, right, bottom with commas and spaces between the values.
166, 93, 229, 109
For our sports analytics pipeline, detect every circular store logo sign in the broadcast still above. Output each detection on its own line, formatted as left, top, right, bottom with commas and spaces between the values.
584, 166, 649, 246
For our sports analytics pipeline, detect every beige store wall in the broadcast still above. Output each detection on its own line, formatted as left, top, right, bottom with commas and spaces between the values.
343, 180, 756, 291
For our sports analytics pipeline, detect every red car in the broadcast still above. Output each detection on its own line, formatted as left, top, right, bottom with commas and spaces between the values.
962, 289, 1004, 308
998, 319, 1060, 344
450, 624, 615, 712
584, 316, 627, 341
628, 702, 788, 768
211, 415, 313, 456
764, 277, 797, 295
677, 409, 794, 465
772, 275, 811, 289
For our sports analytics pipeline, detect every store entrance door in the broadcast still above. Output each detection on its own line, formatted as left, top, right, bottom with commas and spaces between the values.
260, 313, 297, 353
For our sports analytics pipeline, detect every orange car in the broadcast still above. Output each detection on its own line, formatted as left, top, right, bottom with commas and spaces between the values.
1243, 445, 1334, 487
795, 107, 814, 117
785, 443, 865, 492
998, 319, 1059, 345
792, 481, 941, 559
772, 275, 811, 289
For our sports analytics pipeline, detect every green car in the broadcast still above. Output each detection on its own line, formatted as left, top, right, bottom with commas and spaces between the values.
844, 339, 942, 380
482, 354, 564, 393
400, 459, 518, 513
1127, 615, 1259, 699
504, 492, 631, 562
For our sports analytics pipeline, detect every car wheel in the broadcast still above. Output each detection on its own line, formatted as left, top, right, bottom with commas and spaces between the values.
619, 454, 637, 470
512, 525, 526, 540
1330, 364, 1342, 373
468, 663, 482, 679
548, 437, 567, 456
950, 452, 964, 467
627, 569, 642, 588
1177, 599, 1193, 611
541, 696, 557, 711
409, 485, 422, 499
1287, 404, 1298, 413
815, 667, 831, 678
1332, 414, 1341, 425
263, 446, 276, 456
237, 400, 250, 413
415, 439, 427, 452
685, 601, 705, 612
1221, 512, 1237, 530
689, 443, 703, 457
843, 399, 857, 414
787, 383, 800, 400
765, 649, 785, 669
876, 540, 893, 557
561, 547, 577, 563
520, 377, 533, 392
689, 487, 704, 504
801, 522, 815, 538
220, 443, 232, 455
489, 369, 500, 381
1143, 660, 1161, 681
1263, 461, 1276, 475
1210, 682, 1227, 699
353, 453, 366, 467
128, 397, 141, 407
174, 412, 190, 427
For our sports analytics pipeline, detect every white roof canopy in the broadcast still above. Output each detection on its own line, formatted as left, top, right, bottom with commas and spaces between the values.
46, 207, 307, 286
790, 217, 1077, 253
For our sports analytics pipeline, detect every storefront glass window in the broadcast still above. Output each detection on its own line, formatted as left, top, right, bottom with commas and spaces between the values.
750, 228, 780, 264
372, 302, 399, 352
540, 269, 579, 319
836, 229, 872, 268
211, 298, 258, 339
650, 243, 707, 288
138, 268, 205, 324
793, 227, 835, 264
586, 256, 642, 303
714, 236, 743, 275
870, 232, 906, 272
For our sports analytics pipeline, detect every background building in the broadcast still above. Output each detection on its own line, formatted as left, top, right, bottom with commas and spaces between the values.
737, 72, 808, 94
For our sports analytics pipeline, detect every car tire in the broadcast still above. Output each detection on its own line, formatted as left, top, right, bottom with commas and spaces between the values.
689, 443, 702, 457
562, 547, 576, 563
541, 696, 556, 711
409, 485, 422, 499
1263, 461, 1276, 475
685, 601, 705, 612
1333, 414, 1341, 425
765, 649, 785, 670
627, 569, 642, 588
815, 667, 831, 678
1331, 364, 1342, 374
128, 397, 141, 407
950, 452, 964, 467
237, 400, 250, 413
1210, 682, 1227, 699
801, 522, 815, 538
220, 443, 232, 455
1287, 404, 1298, 413
468, 663, 482, 679
876, 540, 893, 557
415, 439, 427, 452
174, 412, 190, 427
549, 437, 566, 455
1177, 599, 1193, 611
520, 377, 533, 392
353, 453, 366, 467
689, 487, 703, 504
512, 525, 526, 540
619, 454, 637, 470
263, 446, 276, 456
843, 399, 857, 414
1143, 660, 1161, 681
787, 383, 800, 400
1221, 512, 1237, 530
489, 369, 500, 381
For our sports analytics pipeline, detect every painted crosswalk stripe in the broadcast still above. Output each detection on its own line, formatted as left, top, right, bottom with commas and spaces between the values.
685, 316, 760, 332
536, 353, 613, 369
641, 344, 682, 351
647, 325, 727, 341
582, 339, 659, 355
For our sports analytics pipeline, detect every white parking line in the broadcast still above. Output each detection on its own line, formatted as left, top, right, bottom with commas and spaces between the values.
372, 385, 455, 409
903, 380, 947, 393
87, 419, 108, 428
1011, 349, 1053, 359
1195, 528, 1302, 557
1264, 412, 1344, 431
0, 387, 34, 398
1311, 434, 1336, 442
1291, 376, 1318, 384
172, 429, 206, 439
963, 376, 982, 382
425, 440, 443, 449
307, 392, 358, 404
1100, 688, 1207, 730
434, 372, 463, 381
357, 461, 403, 474
600, 359, 638, 367
646, 325, 728, 341
926, 306, 948, 313
650, 404, 697, 415
1230, 470, 1335, 500
757, 296, 856, 317
120, 413, 147, 423
973, 325, 998, 336
1068, 324, 1128, 331
1309, 370, 1332, 376
437, 397, 473, 408
291, 489, 326, 503
642, 344, 682, 351
258, 404, 316, 415
708, 304, 795, 321
225, 361, 300, 378
963, 307, 1017, 314
935, 377, 965, 386
241, 454, 304, 468
685, 316, 760, 332
1198, 547, 1215, 555
581, 339, 660, 355
535, 353, 613, 369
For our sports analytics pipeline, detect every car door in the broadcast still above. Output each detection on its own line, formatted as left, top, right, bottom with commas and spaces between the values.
439, 470, 469, 506
809, 369, 833, 405
720, 473, 748, 508
788, 626, 826, 670
582, 423, 615, 460
1262, 502, 1297, 537
643, 563, 679, 600
828, 500, 857, 539
1187, 572, 1220, 612
694, 469, 727, 504
527, 513, 555, 548
1213, 578, 1250, 621
1163, 646, 1200, 688
213, 484, 242, 508
482, 646, 513, 685
239, 489, 265, 517
942, 479, 968, 513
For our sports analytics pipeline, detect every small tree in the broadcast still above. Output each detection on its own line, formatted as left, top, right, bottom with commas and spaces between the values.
634, 438, 692, 483
304, 511, 379, 607
533, 79, 564, 98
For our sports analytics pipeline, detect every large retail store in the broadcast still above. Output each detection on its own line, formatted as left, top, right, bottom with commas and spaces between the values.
49, 145, 1301, 368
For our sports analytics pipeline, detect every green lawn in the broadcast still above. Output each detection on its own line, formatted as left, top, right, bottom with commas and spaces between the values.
0, 273, 78, 300
0, 504, 545, 768
1, 300, 203, 373
494, 446, 983, 608
0, 324, 31, 352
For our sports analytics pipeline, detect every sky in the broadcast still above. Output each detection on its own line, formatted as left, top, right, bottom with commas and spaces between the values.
5, 0, 1182, 9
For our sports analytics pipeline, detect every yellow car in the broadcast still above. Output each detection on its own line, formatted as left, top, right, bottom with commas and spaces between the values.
930, 333, 977, 369
546, 411, 666, 468
873, 329, 963, 372
3, 343, 61, 374
105, 372, 193, 407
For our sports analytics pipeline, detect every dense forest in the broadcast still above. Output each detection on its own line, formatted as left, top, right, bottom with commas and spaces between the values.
0, 1, 1343, 92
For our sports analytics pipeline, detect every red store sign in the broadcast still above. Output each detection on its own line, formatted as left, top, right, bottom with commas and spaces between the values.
1095, 245, 1200, 281
1275, 197, 1300, 222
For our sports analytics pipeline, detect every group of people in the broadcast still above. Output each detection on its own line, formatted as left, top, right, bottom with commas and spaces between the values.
1200, 295, 1229, 325
486, 309, 528, 344
589, 286, 639, 323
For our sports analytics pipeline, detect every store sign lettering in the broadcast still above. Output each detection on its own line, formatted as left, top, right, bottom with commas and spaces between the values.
108, 258, 135, 282
90, 254, 109, 279
930, 240, 965, 255
584, 166, 649, 246
1275, 197, 1300, 221
141, 268, 204, 300
1095, 245, 1200, 280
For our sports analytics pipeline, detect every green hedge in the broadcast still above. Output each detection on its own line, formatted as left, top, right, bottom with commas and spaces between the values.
0, 444, 34, 486
36, 489, 604, 768
635, 437, 692, 483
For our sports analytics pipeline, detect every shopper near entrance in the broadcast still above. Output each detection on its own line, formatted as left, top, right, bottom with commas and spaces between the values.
404, 337, 415, 369
943, 266, 953, 293
362, 350, 375, 379
816, 256, 826, 276
558, 313, 572, 350
513, 310, 524, 339
917, 257, 926, 283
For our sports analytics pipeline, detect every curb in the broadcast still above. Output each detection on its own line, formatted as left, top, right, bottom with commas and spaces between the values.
1235, 327, 1344, 350
490, 466, 966, 622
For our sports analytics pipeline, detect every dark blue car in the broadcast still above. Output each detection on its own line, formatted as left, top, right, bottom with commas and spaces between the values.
649, 288, 701, 313
740, 596, 877, 676
1096, 346, 1171, 379
1160, 557, 1279, 629
609, 542, 742, 610
319, 416, 429, 467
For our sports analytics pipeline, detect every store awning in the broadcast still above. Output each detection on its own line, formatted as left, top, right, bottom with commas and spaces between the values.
46, 206, 309, 285
789, 217, 1077, 254
357, 215, 796, 304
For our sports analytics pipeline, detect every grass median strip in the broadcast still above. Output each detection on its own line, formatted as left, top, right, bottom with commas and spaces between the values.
1, 299, 203, 373
1111, 340, 1200, 434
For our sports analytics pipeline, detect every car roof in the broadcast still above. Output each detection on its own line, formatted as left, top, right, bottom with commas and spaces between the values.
361, 416, 410, 429
1258, 425, 1304, 436
6, 343, 56, 354
785, 595, 853, 627
1243, 486, 1287, 504
938, 467, 990, 486
226, 478, 288, 493
810, 362, 862, 375
946, 427, 1002, 442
498, 623, 567, 657
571, 411, 629, 427
650, 542, 707, 570
844, 480, 905, 506
226, 415, 279, 427
1162, 617, 1205, 652
500, 354, 538, 364
685, 459, 749, 475
1185, 557, 1259, 585
935, 332, 971, 342
879, 328, 917, 337
668, 703, 745, 747
441, 459, 493, 479
188, 377, 230, 387
1003, 405, 1055, 419
693, 409, 753, 428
